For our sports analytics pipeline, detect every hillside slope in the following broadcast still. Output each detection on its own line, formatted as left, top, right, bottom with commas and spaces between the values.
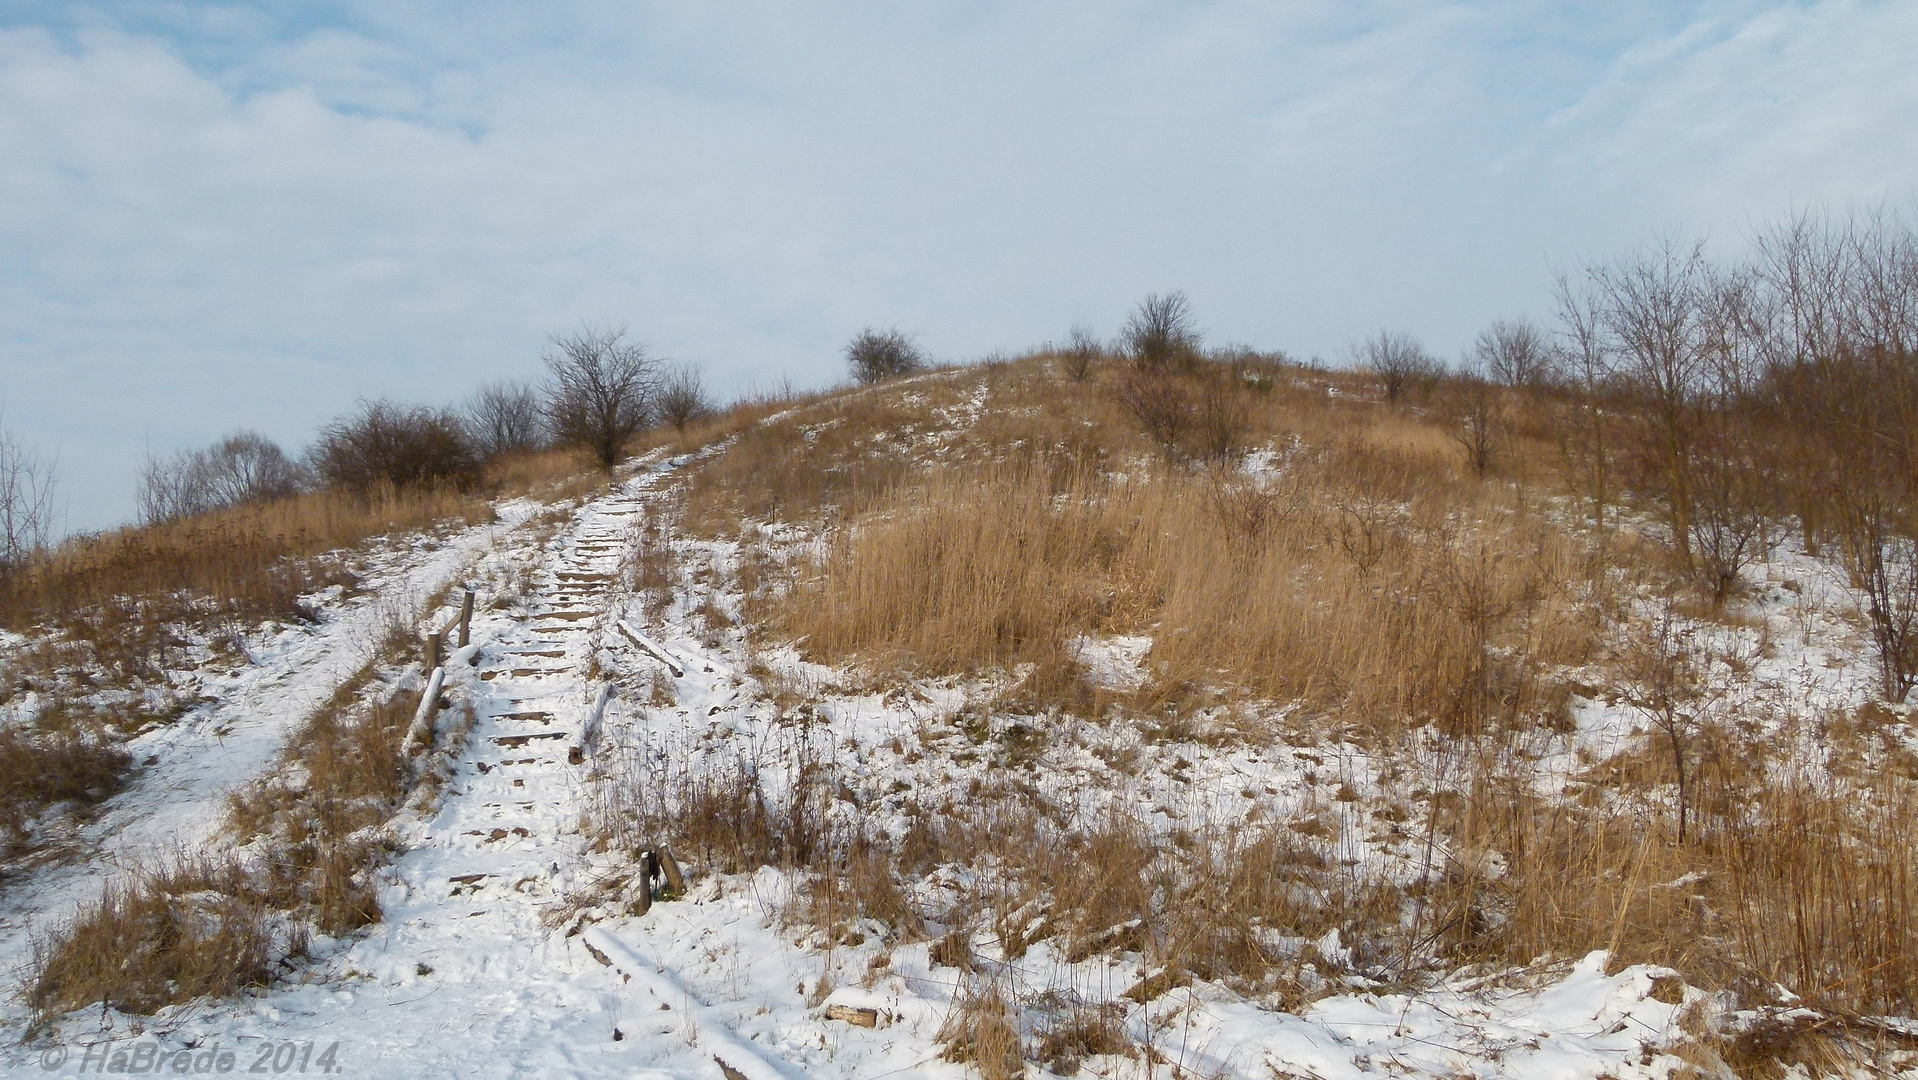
3, 357, 1916, 1079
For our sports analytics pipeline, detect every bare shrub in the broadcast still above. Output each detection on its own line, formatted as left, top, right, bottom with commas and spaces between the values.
1474, 317, 1556, 388
846, 327, 926, 384
654, 363, 712, 433
310, 401, 481, 494
1112, 370, 1194, 460
1447, 368, 1504, 478
1193, 372, 1251, 462
1686, 419, 1775, 604
1060, 324, 1101, 381
138, 430, 304, 525
1122, 291, 1201, 373
0, 415, 58, 577
464, 380, 547, 459
544, 326, 661, 469
1354, 330, 1441, 405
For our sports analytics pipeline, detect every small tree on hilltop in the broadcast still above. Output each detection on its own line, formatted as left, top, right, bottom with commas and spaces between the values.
0, 414, 57, 578
465, 380, 547, 460
1474, 317, 1556, 389
1355, 329, 1441, 405
1123, 291, 1201, 373
544, 326, 660, 469
655, 363, 713, 433
847, 328, 925, 384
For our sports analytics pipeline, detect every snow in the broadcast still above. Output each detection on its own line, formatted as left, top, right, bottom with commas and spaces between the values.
1, 437, 1908, 1077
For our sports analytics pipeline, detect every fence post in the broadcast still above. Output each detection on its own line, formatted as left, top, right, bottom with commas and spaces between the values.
425, 629, 443, 672
458, 588, 475, 648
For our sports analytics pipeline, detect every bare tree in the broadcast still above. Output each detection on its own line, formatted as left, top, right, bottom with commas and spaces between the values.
1551, 272, 1620, 530
0, 414, 58, 576
1685, 417, 1774, 605
139, 430, 304, 524
1473, 317, 1555, 388
1585, 238, 1718, 562
1122, 292, 1201, 372
1447, 366, 1504, 478
846, 328, 926, 384
1354, 330, 1440, 405
1627, 608, 1703, 844
544, 326, 661, 469
465, 380, 547, 459
1060, 324, 1101, 381
655, 363, 713, 433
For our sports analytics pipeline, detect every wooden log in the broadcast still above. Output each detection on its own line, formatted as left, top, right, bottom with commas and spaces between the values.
457, 588, 475, 648
823, 1004, 881, 1029
615, 620, 684, 678
402, 666, 447, 755
425, 629, 443, 672
582, 683, 614, 754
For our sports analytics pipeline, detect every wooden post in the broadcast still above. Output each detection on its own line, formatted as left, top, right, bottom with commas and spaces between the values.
657, 846, 685, 897
425, 629, 443, 672
457, 588, 475, 648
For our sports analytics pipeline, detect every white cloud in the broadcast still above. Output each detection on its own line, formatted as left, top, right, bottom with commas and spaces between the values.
0, 2, 1911, 528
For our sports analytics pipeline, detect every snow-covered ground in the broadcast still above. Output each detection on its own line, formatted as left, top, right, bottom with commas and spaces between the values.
1, 437, 1909, 1078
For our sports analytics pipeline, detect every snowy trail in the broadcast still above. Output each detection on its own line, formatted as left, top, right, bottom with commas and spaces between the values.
0, 466, 817, 1079
0, 514, 518, 1031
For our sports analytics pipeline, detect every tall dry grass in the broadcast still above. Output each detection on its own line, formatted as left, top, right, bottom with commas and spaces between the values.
0, 483, 487, 633
778, 450, 1593, 734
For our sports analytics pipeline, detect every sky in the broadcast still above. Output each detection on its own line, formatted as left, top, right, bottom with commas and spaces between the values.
1, 1, 1915, 532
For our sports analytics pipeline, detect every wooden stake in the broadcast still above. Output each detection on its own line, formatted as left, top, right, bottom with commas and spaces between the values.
457, 588, 475, 648
657, 846, 686, 897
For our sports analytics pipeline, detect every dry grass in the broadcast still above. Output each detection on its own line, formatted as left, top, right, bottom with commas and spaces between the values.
27, 650, 436, 1022
938, 980, 1025, 1080
1424, 747, 1918, 1019
629, 351, 1918, 1075
1, 483, 486, 633
0, 718, 132, 857
777, 450, 1591, 736
27, 856, 283, 1022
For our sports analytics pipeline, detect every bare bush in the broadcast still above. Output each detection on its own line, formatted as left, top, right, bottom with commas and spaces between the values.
1193, 372, 1250, 462
1060, 324, 1101, 381
464, 380, 547, 459
1686, 419, 1775, 604
138, 431, 304, 525
1447, 367, 1504, 477
1122, 291, 1201, 372
654, 363, 712, 433
544, 326, 660, 469
846, 327, 926, 384
0, 415, 58, 577
310, 401, 482, 494
1354, 330, 1440, 405
1474, 317, 1555, 388
1113, 370, 1194, 459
